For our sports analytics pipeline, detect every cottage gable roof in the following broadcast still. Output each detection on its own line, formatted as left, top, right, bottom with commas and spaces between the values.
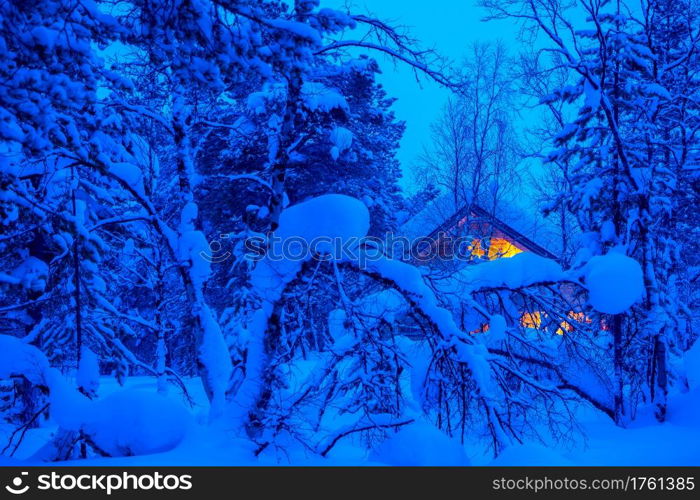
400, 193, 567, 261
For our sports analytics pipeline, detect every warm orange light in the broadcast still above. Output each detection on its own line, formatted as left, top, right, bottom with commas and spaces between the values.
520, 311, 542, 329
556, 321, 573, 335
487, 238, 523, 259
469, 323, 490, 334
470, 238, 523, 260
568, 311, 591, 323
556, 311, 593, 335
469, 239, 486, 259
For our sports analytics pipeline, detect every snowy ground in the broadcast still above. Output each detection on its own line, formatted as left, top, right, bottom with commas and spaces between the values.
489, 388, 700, 466
3, 373, 698, 466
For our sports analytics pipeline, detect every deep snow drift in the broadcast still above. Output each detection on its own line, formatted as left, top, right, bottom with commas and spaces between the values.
3, 369, 699, 466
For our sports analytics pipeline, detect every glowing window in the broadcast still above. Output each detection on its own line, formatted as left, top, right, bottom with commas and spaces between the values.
556, 311, 593, 335
488, 238, 523, 259
520, 311, 542, 329
470, 238, 523, 260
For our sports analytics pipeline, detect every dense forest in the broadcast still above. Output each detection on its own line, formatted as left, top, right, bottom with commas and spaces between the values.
0, 0, 698, 465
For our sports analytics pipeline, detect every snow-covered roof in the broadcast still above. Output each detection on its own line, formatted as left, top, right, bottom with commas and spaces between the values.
399, 193, 567, 259
400, 193, 461, 241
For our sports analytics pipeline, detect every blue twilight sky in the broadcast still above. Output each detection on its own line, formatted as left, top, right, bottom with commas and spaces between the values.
327, 0, 523, 192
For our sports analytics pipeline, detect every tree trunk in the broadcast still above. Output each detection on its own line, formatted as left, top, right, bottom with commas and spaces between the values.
652, 334, 668, 422
612, 313, 625, 424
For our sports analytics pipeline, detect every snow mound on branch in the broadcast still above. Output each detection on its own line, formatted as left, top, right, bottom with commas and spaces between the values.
83, 390, 192, 457
370, 421, 470, 466
109, 162, 144, 194
329, 126, 353, 160
253, 194, 369, 294
583, 253, 643, 314
274, 193, 369, 256
11, 256, 49, 292
278, 193, 369, 240
442, 252, 565, 292
0, 335, 49, 385
301, 82, 348, 113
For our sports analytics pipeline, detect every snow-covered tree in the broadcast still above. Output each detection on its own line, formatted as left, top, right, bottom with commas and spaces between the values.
482, 0, 700, 422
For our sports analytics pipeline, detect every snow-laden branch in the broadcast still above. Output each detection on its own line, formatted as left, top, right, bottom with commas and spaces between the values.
315, 41, 456, 89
